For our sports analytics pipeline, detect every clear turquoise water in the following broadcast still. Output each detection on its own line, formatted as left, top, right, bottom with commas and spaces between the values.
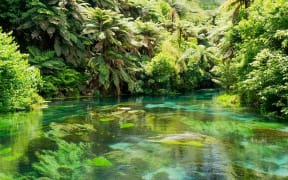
0, 90, 288, 179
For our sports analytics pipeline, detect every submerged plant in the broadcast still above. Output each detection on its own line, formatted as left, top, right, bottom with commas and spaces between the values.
87, 157, 113, 167
33, 140, 92, 180
120, 123, 135, 129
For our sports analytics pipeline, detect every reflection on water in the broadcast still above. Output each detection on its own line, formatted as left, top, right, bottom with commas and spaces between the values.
0, 111, 42, 178
0, 90, 288, 179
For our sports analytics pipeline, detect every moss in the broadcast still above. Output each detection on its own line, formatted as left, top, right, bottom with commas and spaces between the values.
161, 140, 205, 147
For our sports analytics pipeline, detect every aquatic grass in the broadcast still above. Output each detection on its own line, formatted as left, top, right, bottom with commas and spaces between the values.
161, 140, 205, 147
180, 117, 286, 142
33, 140, 91, 180
120, 123, 135, 129
180, 119, 254, 139
0, 91, 288, 179
48, 122, 96, 139
87, 157, 113, 167
99, 117, 115, 122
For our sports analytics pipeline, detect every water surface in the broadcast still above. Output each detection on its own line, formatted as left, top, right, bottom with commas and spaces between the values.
0, 91, 288, 179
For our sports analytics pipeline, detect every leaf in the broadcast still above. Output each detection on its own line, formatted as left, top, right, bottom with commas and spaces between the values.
54, 38, 61, 56
47, 27, 56, 38
68, 33, 78, 44
31, 30, 40, 39
98, 32, 106, 40
99, 62, 110, 88
111, 68, 120, 94
41, 60, 65, 70
99, 117, 114, 122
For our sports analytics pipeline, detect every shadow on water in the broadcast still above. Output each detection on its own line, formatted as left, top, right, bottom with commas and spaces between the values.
0, 90, 287, 179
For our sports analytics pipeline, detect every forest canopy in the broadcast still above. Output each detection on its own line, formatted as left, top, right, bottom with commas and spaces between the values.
0, 0, 287, 119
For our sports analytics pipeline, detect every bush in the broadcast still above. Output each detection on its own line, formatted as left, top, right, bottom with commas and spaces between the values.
28, 47, 86, 98
217, 0, 288, 119
239, 49, 288, 118
144, 52, 179, 94
216, 94, 241, 108
0, 29, 42, 112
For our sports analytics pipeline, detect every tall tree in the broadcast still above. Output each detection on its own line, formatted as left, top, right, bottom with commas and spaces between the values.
82, 8, 139, 95
221, 0, 254, 23
17, 0, 87, 66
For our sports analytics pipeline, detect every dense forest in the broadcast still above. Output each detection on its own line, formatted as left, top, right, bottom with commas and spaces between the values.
1, 1, 288, 180
0, 0, 287, 119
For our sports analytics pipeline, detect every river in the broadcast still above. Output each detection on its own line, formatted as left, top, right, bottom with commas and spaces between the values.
0, 90, 287, 179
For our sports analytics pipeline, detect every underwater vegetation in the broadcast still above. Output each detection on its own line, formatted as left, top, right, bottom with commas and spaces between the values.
0, 92, 288, 179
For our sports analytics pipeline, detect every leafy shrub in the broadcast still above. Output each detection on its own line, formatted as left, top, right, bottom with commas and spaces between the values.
41, 69, 84, 98
144, 52, 179, 94
177, 44, 218, 91
217, 0, 288, 119
0, 29, 42, 112
216, 94, 241, 107
28, 47, 86, 98
239, 49, 288, 118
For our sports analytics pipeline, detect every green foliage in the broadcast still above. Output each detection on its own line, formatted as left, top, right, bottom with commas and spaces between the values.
0, 29, 42, 112
0, 0, 23, 30
17, 0, 87, 64
239, 49, 288, 118
0, 173, 13, 180
120, 123, 135, 129
144, 52, 179, 94
33, 140, 91, 180
215, 0, 288, 118
82, 7, 134, 52
87, 157, 113, 167
220, 0, 254, 23
126, 0, 172, 23
216, 93, 241, 107
178, 44, 218, 89
83, 7, 141, 95
41, 69, 85, 97
134, 20, 164, 57
28, 47, 66, 74
0, 0, 222, 99
0, 148, 12, 155
85, 0, 117, 9
28, 47, 85, 97
199, 0, 224, 9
